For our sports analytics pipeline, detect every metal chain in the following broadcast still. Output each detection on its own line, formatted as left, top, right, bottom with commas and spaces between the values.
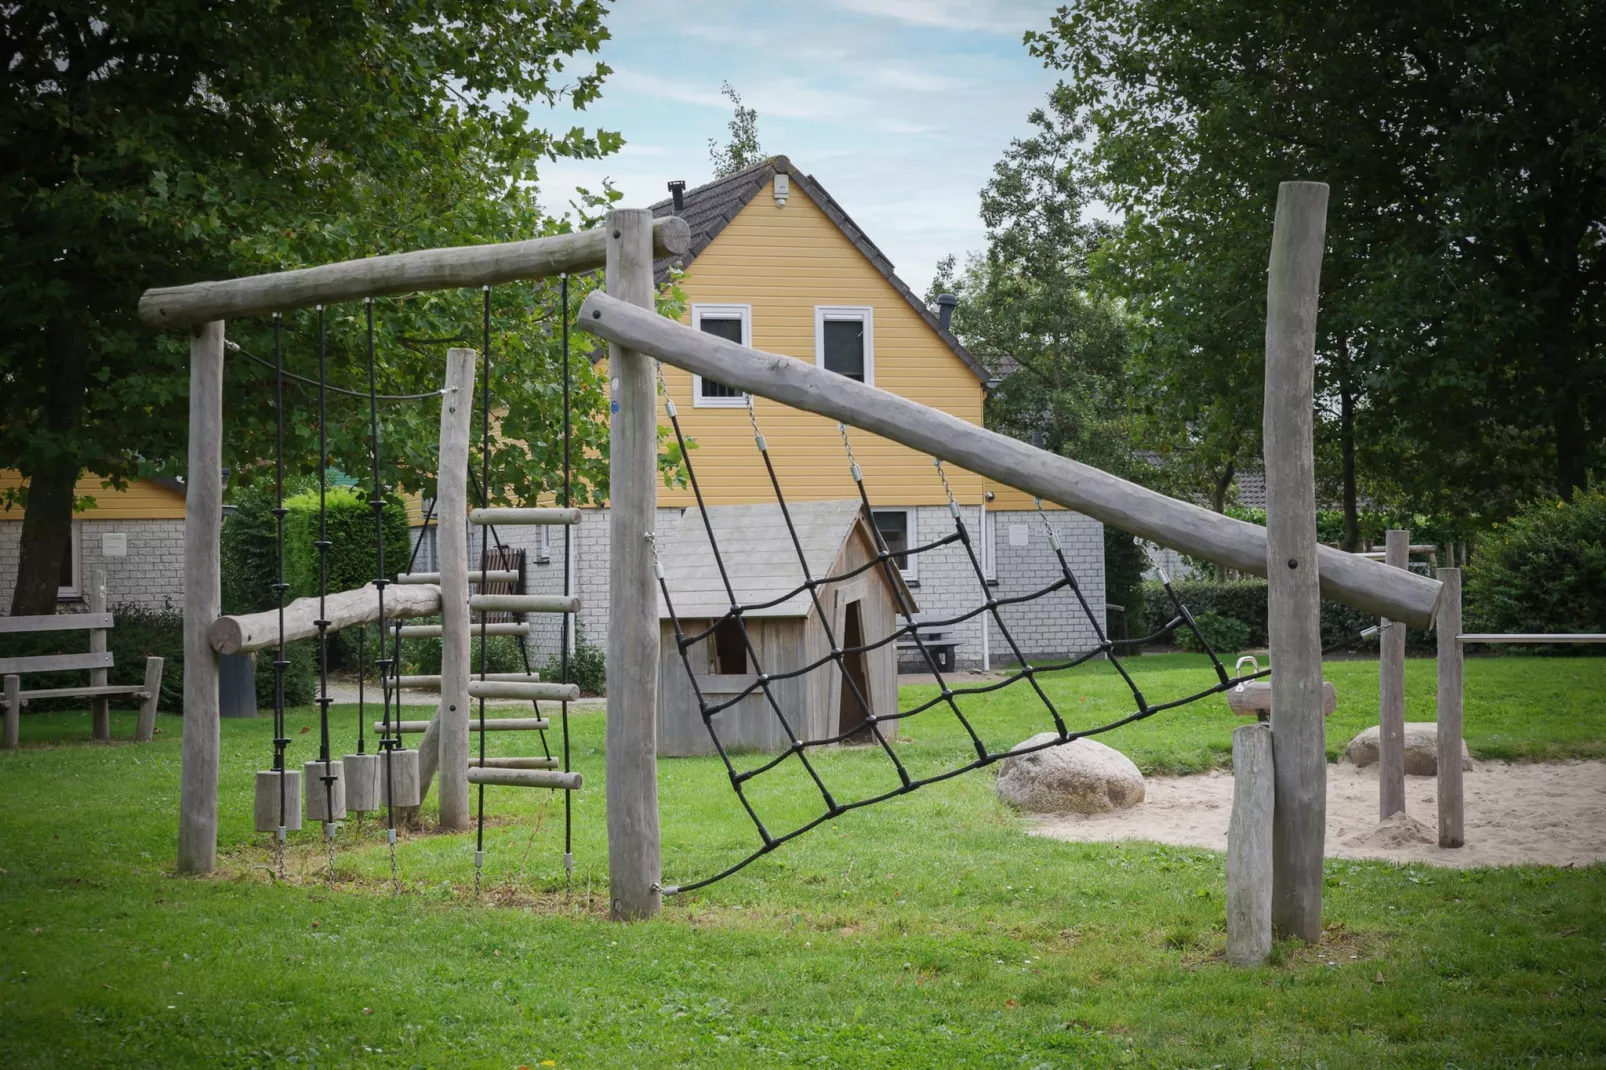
325, 822, 337, 885
274, 828, 286, 882
838, 423, 863, 483
1032, 497, 1064, 553
934, 458, 961, 519
389, 833, 400, 894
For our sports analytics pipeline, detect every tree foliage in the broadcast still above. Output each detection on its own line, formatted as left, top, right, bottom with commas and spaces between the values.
708, 82, 764, 178
1, 1, 622, 613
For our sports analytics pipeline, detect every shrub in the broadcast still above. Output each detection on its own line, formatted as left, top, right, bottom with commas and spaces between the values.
0, 604, 185, 712
542, 626, 606, 696
1465, 488, 1606, 652
1103, 526, 1149, 646
399, 622, 529, 676
1136, 578, 1435, 654
253, 638, 318, 708
1175, 612, 1250, 655
282, 486, 411, 601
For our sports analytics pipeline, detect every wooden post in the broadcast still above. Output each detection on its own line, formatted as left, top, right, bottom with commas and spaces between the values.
1227, 723, 1275, 966
88, 570, 110, 741
136, 656, 163, 742
3, 674, 18, 750
1263, 181, 1328, 943
1436, 568, 1465, 847
1378, 528, 1409, 819
605, 208, 662, 920
179, 320, 225, 874
434, 347, 477, 831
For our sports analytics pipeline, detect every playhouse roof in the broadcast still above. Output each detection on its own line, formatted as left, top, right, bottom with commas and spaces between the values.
656, 499, 914, 621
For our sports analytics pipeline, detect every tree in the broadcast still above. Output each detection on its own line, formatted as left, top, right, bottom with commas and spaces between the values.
1028, 0, 1606, 528
708, 82, 764, 177
1, 2, 620, 615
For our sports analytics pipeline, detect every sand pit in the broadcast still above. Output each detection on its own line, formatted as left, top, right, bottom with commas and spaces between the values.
1029, 759, 1606, 868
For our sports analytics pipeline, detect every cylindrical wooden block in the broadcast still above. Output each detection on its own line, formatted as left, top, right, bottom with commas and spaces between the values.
303, 759, 347, 822
254, 769, 303, 833
1227, 724, 1275, 966
343, 752, 382, 813
378, 748, 422, 808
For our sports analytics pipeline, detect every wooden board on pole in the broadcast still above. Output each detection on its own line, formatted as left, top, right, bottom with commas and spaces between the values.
1436, 568, 1465, 848
1227, 723, 1275, 966
605, 208, 662, 921
434, 348, 477, 831
88, 571, 110, 742
1263, 181, 1328, 944
1378, 529, 1409, 819
179, 320, 225, 874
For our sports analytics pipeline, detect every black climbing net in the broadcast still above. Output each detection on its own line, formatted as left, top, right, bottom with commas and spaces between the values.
652, 381, 1368, 895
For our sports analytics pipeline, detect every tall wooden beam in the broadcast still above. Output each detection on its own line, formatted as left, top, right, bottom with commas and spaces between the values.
1378, 529, 1409, 819
178, 320, 225, 874
138, 217, 692, 330
1263, 181, 1329, 943
605, 209, 662, 921
1436, 568, 1465, 847
574, 293, 1442, 627
433, 347, 477, 831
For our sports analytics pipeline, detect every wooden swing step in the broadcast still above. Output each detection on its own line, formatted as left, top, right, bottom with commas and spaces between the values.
380, 717, 551, 733
469, 594, 580, 615
470, 756, 561, 770
468, 680, 580, 702
396, 622, 530, 639
395, 569, 520, 586
467, 767, 582, 791
396, 672, 539, 689
469, 507, 581, 526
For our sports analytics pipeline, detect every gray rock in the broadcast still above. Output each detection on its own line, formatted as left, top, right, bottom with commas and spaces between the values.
995, 733, 1146, 814
1344, 722, 1473, 775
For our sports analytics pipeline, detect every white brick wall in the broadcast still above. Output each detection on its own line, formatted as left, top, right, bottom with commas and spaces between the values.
0, 519, 187, 614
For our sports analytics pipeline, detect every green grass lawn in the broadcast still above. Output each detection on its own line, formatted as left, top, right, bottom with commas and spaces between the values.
1, 654, 1602, 1067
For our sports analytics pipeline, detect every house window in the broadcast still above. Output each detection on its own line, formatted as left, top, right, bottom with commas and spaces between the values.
57, 521, 83, 601
712, 617, 748, 674
815, 306, 874, 385
872, 508, 915, 582
692, 304, 751, 407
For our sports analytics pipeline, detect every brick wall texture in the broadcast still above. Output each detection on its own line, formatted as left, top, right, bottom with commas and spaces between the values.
0, 519, 186, 615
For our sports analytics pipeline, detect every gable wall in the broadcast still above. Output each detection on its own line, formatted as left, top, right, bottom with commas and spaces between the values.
0, 472, 186, 520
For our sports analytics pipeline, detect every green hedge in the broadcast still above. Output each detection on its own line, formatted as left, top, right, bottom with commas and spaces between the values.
1465, 489, 1605, 652
1137, 579, 1436, 654
283, 486, 411, 601
541, 625, 607, 696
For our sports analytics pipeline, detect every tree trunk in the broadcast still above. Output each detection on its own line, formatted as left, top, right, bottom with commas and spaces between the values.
1552, 389, 1587, 502
1337, 336, 1360, 552
10, 318, 89, 616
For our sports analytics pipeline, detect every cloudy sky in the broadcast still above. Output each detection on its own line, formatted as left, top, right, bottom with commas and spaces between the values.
537, 0, 1065, 296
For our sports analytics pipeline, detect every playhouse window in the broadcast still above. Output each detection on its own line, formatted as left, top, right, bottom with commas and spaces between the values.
712, 617, 748, 674
692, 305, 751, 406
872, 508, 915, 582
815, 306, 873, 385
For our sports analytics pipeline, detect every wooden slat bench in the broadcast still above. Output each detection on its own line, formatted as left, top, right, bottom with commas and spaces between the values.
1, 571, 164, 749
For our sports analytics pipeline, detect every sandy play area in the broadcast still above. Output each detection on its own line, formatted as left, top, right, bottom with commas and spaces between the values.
1030, 759, 1606, 868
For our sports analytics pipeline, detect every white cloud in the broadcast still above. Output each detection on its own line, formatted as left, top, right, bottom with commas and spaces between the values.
826, 0, 1042, 34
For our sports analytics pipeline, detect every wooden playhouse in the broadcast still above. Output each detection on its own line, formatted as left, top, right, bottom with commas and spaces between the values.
656, 500, 916, 757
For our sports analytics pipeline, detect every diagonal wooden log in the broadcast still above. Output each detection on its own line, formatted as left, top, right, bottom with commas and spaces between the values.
209, 583, 442, 655
576, 291, 1443, 628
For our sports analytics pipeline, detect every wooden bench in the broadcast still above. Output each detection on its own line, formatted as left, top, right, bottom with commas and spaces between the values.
896, 614, 959, 674
1, 571, 164, 749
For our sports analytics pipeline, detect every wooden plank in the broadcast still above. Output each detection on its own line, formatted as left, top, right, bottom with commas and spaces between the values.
467, 680, 580, 702
1263, 181, 1329, 944
89, 571, 110, 742
435, 347, 476, 831
605, 208, 663, 920
136, 657, 164, 742
468, 593, 580, 614
397, 622, 529, 639
383, 717, 550, 733
468, 507, 581, 526
396, 672, 538, 689
210, 582, 441, 654
1437, 569, 1465, 848
1457, 633, 1606, 644
1378, 529, 1408, 820
470, 756, 560, 770
395, 569, 518, 585
138, 216, 693, 329
467, 767, 582, 791
2, 675, 17, 749
1226, 723, 1275, 966
180, 319, 225, 875
0, 651, 115, 675
0, 612, 114, 635
576, 292, 1443, 629
14, 685, 150, 701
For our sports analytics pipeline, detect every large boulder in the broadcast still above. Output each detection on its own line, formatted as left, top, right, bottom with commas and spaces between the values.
995, 733, 1145, 814
1344, 722, 1473, 775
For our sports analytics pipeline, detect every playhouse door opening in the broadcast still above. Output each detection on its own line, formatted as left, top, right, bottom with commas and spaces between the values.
838, 599, 873, 742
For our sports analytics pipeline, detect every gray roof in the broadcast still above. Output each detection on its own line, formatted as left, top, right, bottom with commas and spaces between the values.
656, 499, 910, 620
649, 156, 991, 384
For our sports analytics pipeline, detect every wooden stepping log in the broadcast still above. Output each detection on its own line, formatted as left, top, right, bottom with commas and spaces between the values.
467, 680, 580, 703
395, 569, 520, 585
380, 717, 551, 733
396, 672, 539, 689
303, 758, 347, 822
469, 594, 580, 615
343, 752, 382, 812
396, 622, 530, 639
254, 769, 303, 833
467, 767, 582, 791
469, 507, 581, 526
470, 756, 561, 770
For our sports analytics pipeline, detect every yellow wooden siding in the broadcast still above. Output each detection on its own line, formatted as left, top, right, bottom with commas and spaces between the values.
656, 181, 1046, 511
0, 471, 187, 520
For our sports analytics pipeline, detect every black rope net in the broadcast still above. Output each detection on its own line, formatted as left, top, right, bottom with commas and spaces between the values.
652, 379, 1295, 896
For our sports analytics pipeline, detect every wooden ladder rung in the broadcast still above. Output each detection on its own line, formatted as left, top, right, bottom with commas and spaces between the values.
466, 767, 581, 790
469, 508, 581, 526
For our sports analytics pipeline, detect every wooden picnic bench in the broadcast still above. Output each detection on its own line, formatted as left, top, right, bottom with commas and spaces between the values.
895, 613, 958, 674
1, 571, 164, 749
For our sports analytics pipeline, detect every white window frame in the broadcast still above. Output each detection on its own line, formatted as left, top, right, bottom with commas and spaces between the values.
691, 304, 752, 407
57, 521, 83, 601
872, 507, 916, 583
815, 305, 874, 386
